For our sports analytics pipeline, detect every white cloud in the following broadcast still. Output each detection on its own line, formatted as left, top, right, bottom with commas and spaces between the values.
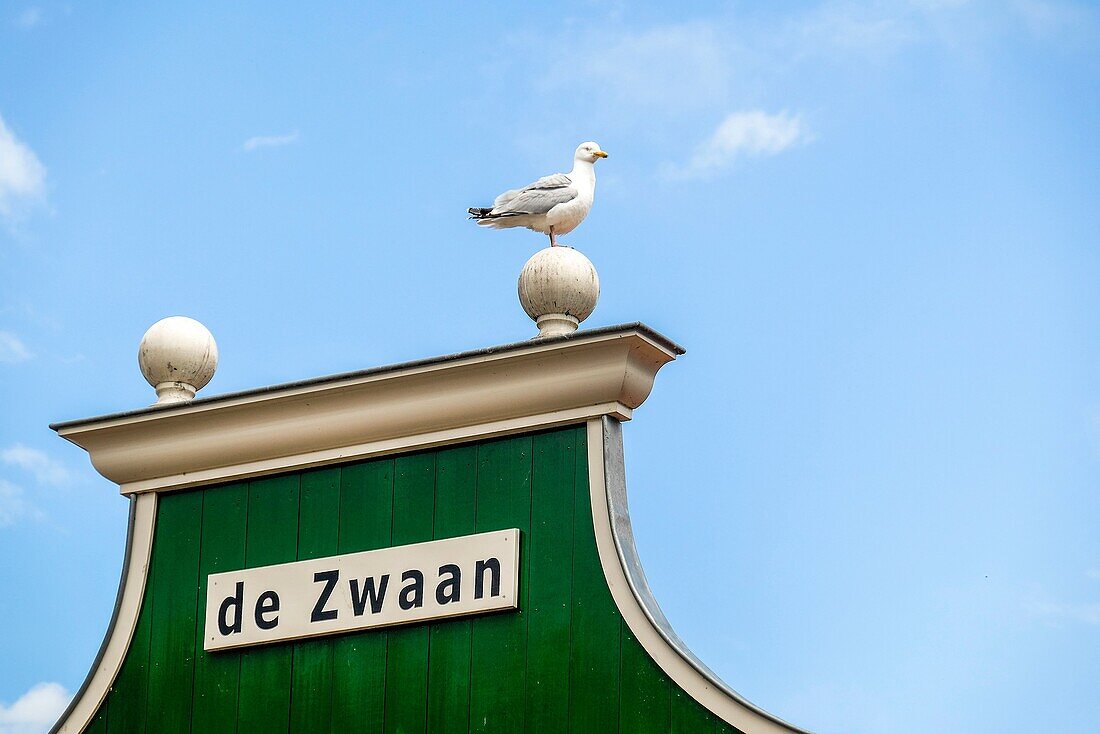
0, 479, 35, 527
494, 3, 1088, 167
532, 21, 734, 114
795, 3, 917, 52
0, 113, 46, 220
1, 445, 70, 486
670, 110, 809, 180
0, 332, 32, 363
241, 131, 299, 153
0, 682, 70, 734
14, 7, 42, 29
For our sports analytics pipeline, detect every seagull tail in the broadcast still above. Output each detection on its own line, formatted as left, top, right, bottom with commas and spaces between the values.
467, 207, 494, 220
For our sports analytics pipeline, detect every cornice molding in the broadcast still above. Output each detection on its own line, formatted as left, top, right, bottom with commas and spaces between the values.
53, 324, 682, 494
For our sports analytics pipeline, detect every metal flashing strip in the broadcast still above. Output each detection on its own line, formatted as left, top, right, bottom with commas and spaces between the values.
588, 417, 812, 734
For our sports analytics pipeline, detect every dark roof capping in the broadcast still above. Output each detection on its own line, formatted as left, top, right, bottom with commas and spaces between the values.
50, 322, 685, 431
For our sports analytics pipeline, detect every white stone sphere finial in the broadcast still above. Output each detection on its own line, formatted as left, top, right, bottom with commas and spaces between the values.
138, 316, 219, 405
518, 246, 600, 338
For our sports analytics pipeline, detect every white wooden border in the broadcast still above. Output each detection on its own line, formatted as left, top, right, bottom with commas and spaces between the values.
586, 418, 811, 734
51, 493, 157, 734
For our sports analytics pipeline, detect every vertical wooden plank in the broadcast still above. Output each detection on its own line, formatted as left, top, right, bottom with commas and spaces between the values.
289, 467, 341, 733
330, 459, 393, 734
191, 482, 248, 731
672, 687, 716, 733
106, 526, 155, 734
236, 474, 300, 733
469, 434, 533, 734
524, 428, 577, 733
568, 426, 621, 732
619, 622, 671, 733
426, 445, 477, 734
383, 453, 437, 734
145, 489, 204, 731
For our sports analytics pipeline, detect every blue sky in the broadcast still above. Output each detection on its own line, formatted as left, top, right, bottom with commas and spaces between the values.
1, 2, 1098, 732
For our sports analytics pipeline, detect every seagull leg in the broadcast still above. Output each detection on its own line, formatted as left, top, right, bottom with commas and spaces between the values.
549, 227, 558, 247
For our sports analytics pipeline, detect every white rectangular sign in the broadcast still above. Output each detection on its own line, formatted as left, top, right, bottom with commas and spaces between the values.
204, 528, 519, 651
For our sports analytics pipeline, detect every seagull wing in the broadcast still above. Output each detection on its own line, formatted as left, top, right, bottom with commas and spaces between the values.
492, 173, 577, 215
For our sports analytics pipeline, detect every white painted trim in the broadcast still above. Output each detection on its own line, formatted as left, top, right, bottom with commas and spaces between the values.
586, 419, 811, 734
119, 403, 631, 495
55, 327, 676, 495
51, 493, 158, 734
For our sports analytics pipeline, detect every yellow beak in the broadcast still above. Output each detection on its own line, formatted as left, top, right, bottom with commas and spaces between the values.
594, 150, 609, 158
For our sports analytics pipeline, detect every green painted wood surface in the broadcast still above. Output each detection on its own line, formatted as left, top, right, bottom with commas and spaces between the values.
237, 474, 301, 732
525, 429, 577, 733
331, 459, 393, 733
191, 482, 247, 730
426, 445, 477, 734
382, 455, 433, 730
144, 489, 203, 731
673, 686, 718, 733
382, 454, 436, 734
469, 435, 532, 734
620, 624, 672, 733
86, 426, 740, 734
289, 467, 340, 733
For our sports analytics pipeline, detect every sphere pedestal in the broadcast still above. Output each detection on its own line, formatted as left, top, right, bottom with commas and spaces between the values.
138, 316, 219, 404
518, 247, 600, 338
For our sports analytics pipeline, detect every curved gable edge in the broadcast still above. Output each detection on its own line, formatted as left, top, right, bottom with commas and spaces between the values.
50, 493, 158, 734
587, 417, 811, 734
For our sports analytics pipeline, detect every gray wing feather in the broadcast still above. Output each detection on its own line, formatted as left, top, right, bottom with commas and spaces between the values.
492, 173, 576, 214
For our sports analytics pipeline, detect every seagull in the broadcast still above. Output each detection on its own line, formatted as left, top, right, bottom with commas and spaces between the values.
468, 142, 608, 247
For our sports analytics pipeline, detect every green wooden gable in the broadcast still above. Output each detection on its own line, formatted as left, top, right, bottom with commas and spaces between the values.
50, 325, 807, 734
84, 427, 725, 733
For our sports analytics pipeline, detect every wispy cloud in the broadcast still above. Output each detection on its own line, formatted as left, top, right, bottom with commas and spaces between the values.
668, 110, 810, 180
241, 131, 299, 153
0, 681, 70, 734
0, 331, 33, 363
0, 479, 38, 527
533, 21, 734, 115
1, 445, 70, 486
0, 113, 47, 222
13, 7, 42, 29
494, 2, 1092, 175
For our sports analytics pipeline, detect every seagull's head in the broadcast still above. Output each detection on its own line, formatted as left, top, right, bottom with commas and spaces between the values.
575, 141, 609, 164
